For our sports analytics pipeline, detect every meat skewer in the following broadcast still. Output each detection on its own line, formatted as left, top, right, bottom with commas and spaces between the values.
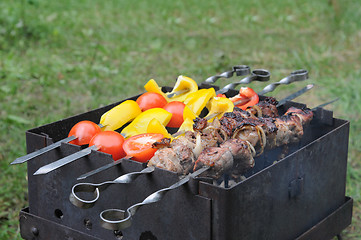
149, 106, 314, 178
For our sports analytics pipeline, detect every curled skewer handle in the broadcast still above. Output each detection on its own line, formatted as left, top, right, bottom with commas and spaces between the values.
70, 167, 155, 209
217, 69, 271, 95
258, 69, 309, 96
203, 65, 251, 84
99, 167, 210, 230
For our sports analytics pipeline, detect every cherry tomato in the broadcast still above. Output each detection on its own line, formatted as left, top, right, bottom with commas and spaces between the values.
230, 87, 259, 110
89, 131, 126, 160
136, 92, 168, 111
68, 120, 102, 146
123, 133, 163, 163
163, 101, 185, 128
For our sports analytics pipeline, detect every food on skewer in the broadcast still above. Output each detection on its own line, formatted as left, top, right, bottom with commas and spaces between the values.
148, 104, 314, 178
33, 132, 164, 175
136, 92, 168, 112
67, 121, 102, 146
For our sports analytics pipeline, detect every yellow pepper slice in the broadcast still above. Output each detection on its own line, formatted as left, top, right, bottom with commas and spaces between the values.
183, 88, 216, 116
121, 108, 172, 138
183, 105, 197, 121
205, 97, 234, 121
168, 75, 198, 102
147, 118, 173, 139
144, 79, 170, 102
99, 100, 142, 131
177, 118, 194, 133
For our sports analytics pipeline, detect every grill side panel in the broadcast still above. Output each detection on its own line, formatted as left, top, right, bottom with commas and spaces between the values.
199, 119, 349, 240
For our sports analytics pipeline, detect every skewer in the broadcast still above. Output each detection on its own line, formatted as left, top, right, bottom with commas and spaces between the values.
99, 166, 210, 230
233, 69, 309, 106
203, 65, 251, 84
70, 166, 155, 209
33, 131, 127, 175
76, 85, 315, 180
216, 69, 271, 95
11, 121, 102, 165
276, 84, 314, 107
257, 69, 309, 96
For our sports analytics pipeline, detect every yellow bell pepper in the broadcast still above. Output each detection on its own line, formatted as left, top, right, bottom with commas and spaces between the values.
121, 108, 172, 138
144, 79, 170, 102
183, 105, 197, 121
147, 118, 173, 139
205, 97, 234, 121
168, 75, 198, 102
177, 118, 194, 134
183, 88, 216, 116
99, 100, 142, 131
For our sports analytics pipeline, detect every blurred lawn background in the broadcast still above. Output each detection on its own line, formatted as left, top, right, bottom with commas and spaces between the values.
0, 0, 360, 239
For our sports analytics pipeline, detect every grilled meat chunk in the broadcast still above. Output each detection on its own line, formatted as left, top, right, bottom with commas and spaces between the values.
193, 117, 208, 131
220, 139, 255, 174
148, 148, 183, 173
246, 97, 279, 118
193, 147, 233, 178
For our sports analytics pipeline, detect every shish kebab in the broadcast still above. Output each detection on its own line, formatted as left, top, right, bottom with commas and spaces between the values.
30, 69, 271, 175
75, 72, 309, 180
76, 83, 313, 184
70, 85, 314, 209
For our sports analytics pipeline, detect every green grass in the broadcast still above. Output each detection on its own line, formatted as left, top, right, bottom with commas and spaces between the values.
1, 0, 360, 239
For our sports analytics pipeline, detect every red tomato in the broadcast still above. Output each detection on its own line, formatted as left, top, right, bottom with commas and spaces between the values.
230, 87, 259, 110
163, 101, 185, 128
136, 92, 168, 111
68, 120, 102, 146
89, 131, 126, 160
123, 133, 163, 163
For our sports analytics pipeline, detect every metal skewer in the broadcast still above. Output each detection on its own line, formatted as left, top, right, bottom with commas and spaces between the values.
11, 123, 105, 165
10, 136, 77, 165
99, 166, 210, 230
313, 98, 339, 109
33, 145, 100, 175
276, 84, 314, 107
70, 166, 155, 209
257, 69, 309, 96
233, 69, 309, 106
203, 65, 251, 84
216, 69, 271, 95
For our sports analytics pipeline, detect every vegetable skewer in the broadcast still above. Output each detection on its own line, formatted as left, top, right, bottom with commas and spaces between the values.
11, 100, 142, 165
33, 133, 163, 175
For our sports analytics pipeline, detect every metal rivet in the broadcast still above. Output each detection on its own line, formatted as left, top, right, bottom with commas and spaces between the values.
31, 227, 39, 236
